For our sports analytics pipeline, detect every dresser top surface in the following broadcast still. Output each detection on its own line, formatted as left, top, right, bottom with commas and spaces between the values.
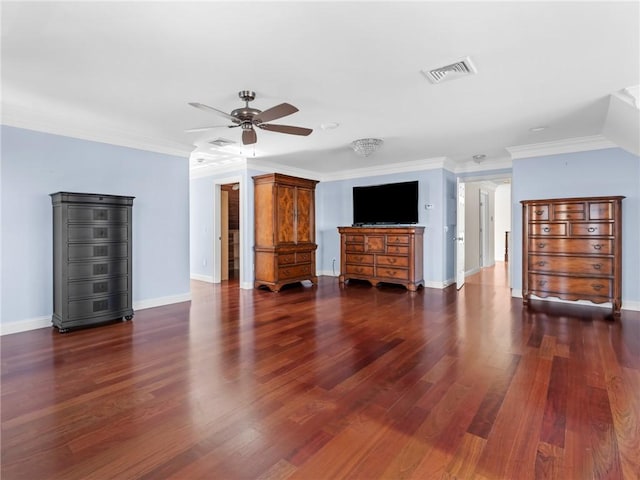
521, 195, 625, 205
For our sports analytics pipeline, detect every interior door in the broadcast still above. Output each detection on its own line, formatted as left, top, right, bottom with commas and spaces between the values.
456, 179, 466, 289
221, 190, 229, 281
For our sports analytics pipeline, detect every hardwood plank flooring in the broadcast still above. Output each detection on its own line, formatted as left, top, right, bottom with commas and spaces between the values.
2, 263, 639, 479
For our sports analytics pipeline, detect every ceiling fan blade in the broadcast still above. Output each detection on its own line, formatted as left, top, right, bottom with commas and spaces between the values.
188, 102, 238, 122
242, 128, 257, 145
185, 125, 239, 133
258, 124, 313, 136
253, 103, 298, 124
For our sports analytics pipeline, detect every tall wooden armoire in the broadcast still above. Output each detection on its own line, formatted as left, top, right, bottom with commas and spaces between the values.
253, 173, 318, 291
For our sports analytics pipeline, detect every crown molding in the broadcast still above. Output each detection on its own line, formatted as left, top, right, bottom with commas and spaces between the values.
2, 102, 192, 158
318, 156, 449, 182
453, 157, 513, 174
189, 158, 248, 179
507, 135, 616, 160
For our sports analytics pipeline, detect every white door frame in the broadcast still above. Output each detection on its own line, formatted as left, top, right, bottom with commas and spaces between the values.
212, 175, 243, 284
456, 179, 465, 289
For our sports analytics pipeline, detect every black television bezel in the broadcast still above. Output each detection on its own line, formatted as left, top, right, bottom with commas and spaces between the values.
352, 180, 419, 226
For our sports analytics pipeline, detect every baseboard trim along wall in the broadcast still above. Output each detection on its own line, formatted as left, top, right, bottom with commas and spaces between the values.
190, 273, 214, 283
0, 292, 192, 336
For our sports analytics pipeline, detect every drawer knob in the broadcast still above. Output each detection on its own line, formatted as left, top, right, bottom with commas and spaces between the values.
592, 244, 603, 250
535, 210, 545, 215
538, 280, 547, 286
591, 284, 605, 291
592, 263, 602, 270
588, 227, 597, 233
537, 242, 546, 248
543, 227, 550, 233
537, 261, 547, 267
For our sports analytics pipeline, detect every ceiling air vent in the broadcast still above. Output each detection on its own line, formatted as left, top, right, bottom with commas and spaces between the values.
421, 56, 477, 84
209, 138, 236, 147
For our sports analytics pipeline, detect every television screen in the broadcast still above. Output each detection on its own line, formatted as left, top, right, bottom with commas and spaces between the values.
353, 181, 419, 225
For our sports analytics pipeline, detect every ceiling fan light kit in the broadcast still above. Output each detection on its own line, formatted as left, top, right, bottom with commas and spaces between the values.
351, 138, 384, 157
187, 91, 312, 145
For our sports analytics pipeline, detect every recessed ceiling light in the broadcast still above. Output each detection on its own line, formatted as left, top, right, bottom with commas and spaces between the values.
320, 122, 340, 130
529, 126, 547, 132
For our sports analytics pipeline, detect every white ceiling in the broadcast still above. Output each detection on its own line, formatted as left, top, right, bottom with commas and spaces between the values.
2, 1, 638, 178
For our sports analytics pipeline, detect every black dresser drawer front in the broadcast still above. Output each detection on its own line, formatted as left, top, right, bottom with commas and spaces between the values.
68, 225, 128, 242
67, 205, 129, 223
68, 276, 129, 299
67, 293, 130, 320
68, 243, 128, 261
68, 259, 128, 280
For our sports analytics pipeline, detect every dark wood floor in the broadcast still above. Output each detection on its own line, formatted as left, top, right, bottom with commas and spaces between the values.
2, 263, 639, 479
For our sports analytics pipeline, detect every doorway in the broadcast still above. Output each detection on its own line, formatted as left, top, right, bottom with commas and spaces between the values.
221, 183, 240, 280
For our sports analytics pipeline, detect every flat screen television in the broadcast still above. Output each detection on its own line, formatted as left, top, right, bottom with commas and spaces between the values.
353, 180, 419, 225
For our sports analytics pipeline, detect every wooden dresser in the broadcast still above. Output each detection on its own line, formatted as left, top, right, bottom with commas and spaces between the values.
51, 192, 134, 332
253, 173, 319, 292
338, 226, 424, 291
521, 196, 624, 317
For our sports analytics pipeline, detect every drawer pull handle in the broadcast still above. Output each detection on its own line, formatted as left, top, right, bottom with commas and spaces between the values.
543, 227, 550, 233
588, 227, 597, 233
592, 263, 602, 270
591, 284, 605, 291
538, 280, 547, 286
388, 258, 397, 264
592, 244, 603, 250
537, 242, 546, 248
537, 261, 547, 267
535, 210, 545, 215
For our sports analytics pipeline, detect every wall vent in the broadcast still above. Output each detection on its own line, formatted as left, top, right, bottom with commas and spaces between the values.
209, 138, 236, 147
421, 56, 477, 84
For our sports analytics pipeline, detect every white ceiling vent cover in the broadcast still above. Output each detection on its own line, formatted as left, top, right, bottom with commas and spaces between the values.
209, 138, 236, 147
421, 56, 477, 84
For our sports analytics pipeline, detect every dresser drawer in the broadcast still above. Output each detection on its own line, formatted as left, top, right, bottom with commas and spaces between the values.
68, 225, 128, 242
528, 205, 549, 221
68, 276, 129, 299
68, 259, 129, 280
366, 236, 385, 252
68, 293, 130, 320
376, 267, 409, 281
387, 235, 409, 245
345, 244, 365, 253
346, 264, 374, 276
296, 251, 312, 263
278, 254, 296, 265
529, 255, 613, 276
346, 253, 374, 265
346, 235, 364, 243
386, 245, 409, 255
529, 238, 613, 255
376, 255, 409, 267
278, 263, 312, 280
68, 243, 128, 261
529, 274, 612, 299
570, 223, 613, 236
67, 206, 128, 223
530, 223, 566, 236
589, 202, 614, 220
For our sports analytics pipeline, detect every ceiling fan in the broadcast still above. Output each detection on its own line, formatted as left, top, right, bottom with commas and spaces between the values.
187, 90, 313, 145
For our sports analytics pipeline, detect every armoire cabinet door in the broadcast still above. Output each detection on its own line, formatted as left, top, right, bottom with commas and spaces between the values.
296, 187, 313, 244
276, 184, 295, 244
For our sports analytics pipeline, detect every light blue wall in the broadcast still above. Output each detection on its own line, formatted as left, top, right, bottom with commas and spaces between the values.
512, 147, 640, 305
0, 126, 191, 326
316, 169, 448, 286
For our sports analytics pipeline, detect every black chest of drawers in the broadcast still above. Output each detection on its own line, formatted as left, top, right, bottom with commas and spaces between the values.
51, 192, 135, 332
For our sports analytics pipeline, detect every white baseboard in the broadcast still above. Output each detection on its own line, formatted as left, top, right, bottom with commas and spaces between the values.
1, 316, 52, 336
465, 267, 481, 277
190, 273, 214, 283
240, 281, 253, 290
511, 289, 640, 312
318, 270, 339, 277
1, 292, 192, 336
133, 292, 191, 310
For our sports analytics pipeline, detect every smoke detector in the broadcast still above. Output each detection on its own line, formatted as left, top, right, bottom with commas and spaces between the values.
421, 56, 477, 84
